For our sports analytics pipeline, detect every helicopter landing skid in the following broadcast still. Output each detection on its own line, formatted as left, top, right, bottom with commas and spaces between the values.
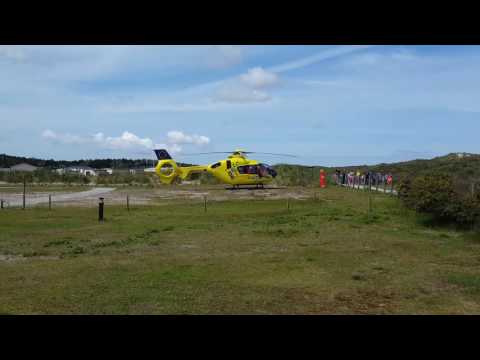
225, 185, 281, 191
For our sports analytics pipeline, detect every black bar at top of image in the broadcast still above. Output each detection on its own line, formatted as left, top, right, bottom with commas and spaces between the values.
1, 9, 480, 45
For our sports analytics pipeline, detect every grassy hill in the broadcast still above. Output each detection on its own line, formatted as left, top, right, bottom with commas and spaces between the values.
338, 153, 480, 181
273, 152, 480, 187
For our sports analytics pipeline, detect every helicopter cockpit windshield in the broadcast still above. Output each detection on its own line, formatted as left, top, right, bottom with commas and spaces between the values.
260, 164, 277, 178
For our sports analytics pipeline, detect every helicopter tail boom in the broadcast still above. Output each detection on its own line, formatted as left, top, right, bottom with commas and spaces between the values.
154, 149, 209, 184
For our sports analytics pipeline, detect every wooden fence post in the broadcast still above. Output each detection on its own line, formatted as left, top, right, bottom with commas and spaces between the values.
98, 197, 104, 222
49, 195, 52, 210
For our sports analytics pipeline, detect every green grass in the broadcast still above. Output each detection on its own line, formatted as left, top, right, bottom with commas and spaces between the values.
1, 186, 480, 314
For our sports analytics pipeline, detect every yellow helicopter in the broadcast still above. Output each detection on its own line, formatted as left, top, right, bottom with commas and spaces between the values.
153, 148, 296, 188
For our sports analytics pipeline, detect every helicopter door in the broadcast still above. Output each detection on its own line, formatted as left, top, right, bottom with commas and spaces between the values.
226, 160, 235, 179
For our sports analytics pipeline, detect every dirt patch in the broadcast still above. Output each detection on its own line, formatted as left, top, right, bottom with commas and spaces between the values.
331, 289, 398, 314
0, 254, 60, 263
149, 187, 313, 202
7, 186, 317, 207
0, 254, 27, 263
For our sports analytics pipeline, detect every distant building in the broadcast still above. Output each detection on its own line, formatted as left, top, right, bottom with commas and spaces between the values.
144, 167, 156, 173
10, 163, 39, 172
456, 152, 472, 159
129, 167, 148, 175
0, 168, 10, 172
61, 166, 97, 176
96, 168, 113, 176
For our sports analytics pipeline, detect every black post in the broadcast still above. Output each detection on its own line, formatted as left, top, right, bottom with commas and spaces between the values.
1, 199, 3, 209
391, 178, 394, 195
204, 195, 207, 213
99, 197, 104, 221
127, 195, 130, 212
287, 197, 290, 211
49, 194, 52, 210
383, 177, 387, 193
23, 175, 26, 210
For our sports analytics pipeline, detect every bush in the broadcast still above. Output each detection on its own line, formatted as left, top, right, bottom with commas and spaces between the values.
398, 174, 480, 227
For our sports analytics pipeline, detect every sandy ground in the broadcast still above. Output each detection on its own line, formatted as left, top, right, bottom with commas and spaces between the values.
0, 187, 115, 208
0, 185, 318, 208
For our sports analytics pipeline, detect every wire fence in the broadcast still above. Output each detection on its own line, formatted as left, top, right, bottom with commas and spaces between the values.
332, 173, 397, 195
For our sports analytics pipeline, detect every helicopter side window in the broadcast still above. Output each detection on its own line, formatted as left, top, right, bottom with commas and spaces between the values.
237, 166, 249, 174
211, 162, 221, 169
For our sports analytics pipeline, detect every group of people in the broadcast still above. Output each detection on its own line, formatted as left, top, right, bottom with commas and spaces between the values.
334, 169, 393, 188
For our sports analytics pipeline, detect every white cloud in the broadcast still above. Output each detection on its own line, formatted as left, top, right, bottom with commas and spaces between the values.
41, 129, 57, 139
90, 46, 376, 111
42, 129, 209, 155
92, 131, 154, 150
213, 67, 279, 104
41, 129, 87, 145
166, 130, 210, 145
239, 67, 279, 89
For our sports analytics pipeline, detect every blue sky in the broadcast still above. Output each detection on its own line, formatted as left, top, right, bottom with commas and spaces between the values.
1, 45, 479, 166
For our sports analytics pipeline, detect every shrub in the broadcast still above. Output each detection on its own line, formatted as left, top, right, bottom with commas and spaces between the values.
398, 173, 480, 227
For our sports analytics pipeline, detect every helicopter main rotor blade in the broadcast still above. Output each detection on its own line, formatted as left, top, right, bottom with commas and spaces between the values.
244, 152, 298, 158
178, 151, 298, 158
179, 152, 235, 156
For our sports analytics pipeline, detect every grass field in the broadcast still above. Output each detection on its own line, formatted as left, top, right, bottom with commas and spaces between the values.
1, 186, 480, 314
